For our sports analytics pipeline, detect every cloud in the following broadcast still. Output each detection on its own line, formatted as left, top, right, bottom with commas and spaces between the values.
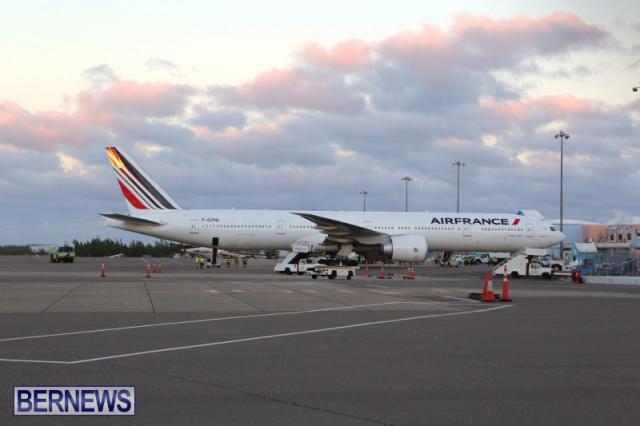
57, 152, 88, 175
210, 68, 366, 114
480, 95, 597, 122
298, 39, 372, 71
78, 80, 196, 119
2, 12, 639, 244
208, 12, 607, 115
448, 11, 606, 60
0, 101, 106, 152
146, 57, 181, 74
0, 78, 196, 152
82, 64, 119, 85
548, 65, 592, 79
189, 107, 247, 130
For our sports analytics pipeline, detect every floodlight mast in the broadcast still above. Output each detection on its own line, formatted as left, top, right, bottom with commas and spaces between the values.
554, 130, 570, 256
401, 176, 412, 212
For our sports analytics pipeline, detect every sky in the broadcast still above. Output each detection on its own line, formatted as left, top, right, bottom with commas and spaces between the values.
1, 0, 639, 244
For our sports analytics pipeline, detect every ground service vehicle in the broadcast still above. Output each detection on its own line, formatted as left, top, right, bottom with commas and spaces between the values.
539, 255, 565, 272
493, 248, 553, 279
48, 245, 75, 263
308, 265, 358, 280
274, 253, 324, 275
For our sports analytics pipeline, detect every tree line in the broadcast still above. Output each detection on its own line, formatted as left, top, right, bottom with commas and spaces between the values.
0, 239, 183, 257
0, 245, 34, 255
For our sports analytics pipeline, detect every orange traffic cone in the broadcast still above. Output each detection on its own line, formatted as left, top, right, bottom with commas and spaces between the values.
100, 263, 106, 278
501, 268, 511, 302
481, 274, 488, 296
145, 264, 152, 278
407, 265, 415, 280
482, 274, 496, 302
379, 265, 385, 279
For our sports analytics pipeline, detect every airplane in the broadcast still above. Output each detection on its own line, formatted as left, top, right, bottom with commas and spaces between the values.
101, 147, 565, 262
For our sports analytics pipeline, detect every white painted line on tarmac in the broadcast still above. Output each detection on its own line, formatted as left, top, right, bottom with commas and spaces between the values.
0, 304, 513, 365
366, 284, 387, 288
446, 296, 481, 303
0, 302, 431, 343
231, 289, 244, 293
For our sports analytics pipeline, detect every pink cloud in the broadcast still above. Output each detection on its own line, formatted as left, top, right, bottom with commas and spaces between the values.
481, 95, 597, 121
211, 68, 364, 114
451, 11, 601, 41
379, 12, 606, 78
78, 80, 195, 122
212, 12, 607, 112
300, 39, 372, 71
382, 23, 450, 55
450, 12, 605, 61
0, 79, 196, 152
0, 101, 95, 151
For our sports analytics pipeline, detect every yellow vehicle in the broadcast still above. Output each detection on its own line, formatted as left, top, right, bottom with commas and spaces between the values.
48, 245, 75, 263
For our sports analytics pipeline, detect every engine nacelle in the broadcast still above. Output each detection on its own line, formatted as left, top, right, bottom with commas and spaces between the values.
381, 234, 428, 262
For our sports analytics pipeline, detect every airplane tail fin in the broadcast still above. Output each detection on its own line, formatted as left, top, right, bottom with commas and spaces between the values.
105, 147, 181, 213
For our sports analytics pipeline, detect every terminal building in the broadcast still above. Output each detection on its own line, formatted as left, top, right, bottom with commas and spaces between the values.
550, 217, 640, 276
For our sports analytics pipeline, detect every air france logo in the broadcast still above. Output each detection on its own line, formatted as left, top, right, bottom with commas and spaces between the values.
430, 217, 522, 226
14, 387, 135, 416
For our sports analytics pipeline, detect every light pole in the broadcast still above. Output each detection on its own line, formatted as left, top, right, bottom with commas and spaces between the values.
360, 190, 368, 212
452, 160, 465, 213
555, 130, 570, 256
401, 176, 412, 212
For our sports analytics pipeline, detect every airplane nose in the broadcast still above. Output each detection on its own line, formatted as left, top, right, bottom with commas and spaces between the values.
556, 231, 565, 244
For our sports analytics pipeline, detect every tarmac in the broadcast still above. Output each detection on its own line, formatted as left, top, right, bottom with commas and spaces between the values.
1, 255, 639, 425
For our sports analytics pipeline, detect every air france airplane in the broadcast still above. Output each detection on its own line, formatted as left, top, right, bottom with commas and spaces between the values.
102, 147, 564, 262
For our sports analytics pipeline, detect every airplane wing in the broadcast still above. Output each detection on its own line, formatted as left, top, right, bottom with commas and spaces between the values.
100, 213, 163, 226
293, 213, 386, 244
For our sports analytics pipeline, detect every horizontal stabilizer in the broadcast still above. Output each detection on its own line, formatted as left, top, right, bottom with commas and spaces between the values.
100, 213, 163, 226
516, 210, 545, 220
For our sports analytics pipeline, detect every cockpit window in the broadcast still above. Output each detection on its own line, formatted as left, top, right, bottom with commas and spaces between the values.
550, 226, 556, 231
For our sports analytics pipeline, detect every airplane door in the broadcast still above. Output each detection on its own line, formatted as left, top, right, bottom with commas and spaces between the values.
276, 219, 286, 235
463, 225, 471, 237
526, 223, 534, 238
190, 219, 199, 234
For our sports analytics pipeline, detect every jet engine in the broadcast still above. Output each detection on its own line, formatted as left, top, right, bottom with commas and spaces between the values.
381, 235, 428, 262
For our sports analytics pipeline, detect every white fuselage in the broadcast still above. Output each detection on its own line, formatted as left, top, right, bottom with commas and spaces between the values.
105, 209, 564, 253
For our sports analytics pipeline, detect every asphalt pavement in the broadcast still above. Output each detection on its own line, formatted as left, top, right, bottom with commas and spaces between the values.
1, 255, 639, 425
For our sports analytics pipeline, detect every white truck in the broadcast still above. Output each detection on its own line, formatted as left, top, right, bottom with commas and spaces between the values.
307, 264, 358, 280
493, 248, 553, 279
538, 255, 566, 272
274, 252, 323, 275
